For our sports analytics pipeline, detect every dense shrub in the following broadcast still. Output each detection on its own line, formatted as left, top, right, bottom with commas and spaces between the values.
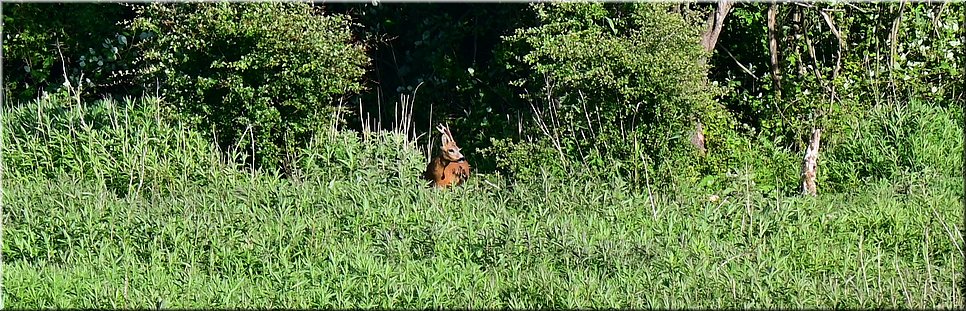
706, 2, 963, 193
479, 138, 566, 183
129, 2, 369, 169
4, 3, 961, 191
2, 3, 136, 103
488, 3, 728, 183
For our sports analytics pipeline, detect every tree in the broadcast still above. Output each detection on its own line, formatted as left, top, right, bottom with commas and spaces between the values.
712, 2, 964, 194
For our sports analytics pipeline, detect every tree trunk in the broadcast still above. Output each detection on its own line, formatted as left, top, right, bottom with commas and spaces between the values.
690, 121, 706, 156
693, 0, 733, 156
802, 128, 822, 196
701, 0, 734, 53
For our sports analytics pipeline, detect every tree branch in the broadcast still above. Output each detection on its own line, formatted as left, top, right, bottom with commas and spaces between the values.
720, 46, 758, 80
818, 8, 844, 80
768, 2, 781, 94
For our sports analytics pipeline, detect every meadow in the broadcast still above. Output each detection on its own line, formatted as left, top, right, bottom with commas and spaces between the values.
2, 95, 962, 308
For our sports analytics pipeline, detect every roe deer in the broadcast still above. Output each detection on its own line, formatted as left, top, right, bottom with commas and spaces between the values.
424, 124, 470, 188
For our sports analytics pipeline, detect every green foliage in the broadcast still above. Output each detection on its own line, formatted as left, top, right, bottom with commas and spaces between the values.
687, 132, 801, 195
479, 138, 565, 182
710, 3, 963, 193
869, 3, 964, 106
2, 3, 136, 103
4, 3, 965, 306
491, 3, 723, 182
129, 2, 369, 168
717, 3, 964, 148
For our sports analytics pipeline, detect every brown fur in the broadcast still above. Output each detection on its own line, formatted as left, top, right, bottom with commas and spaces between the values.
424, 124, 471, 188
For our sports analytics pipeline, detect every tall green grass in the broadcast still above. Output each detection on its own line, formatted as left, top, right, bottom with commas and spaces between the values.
2, 95, 963, 308
824, 99, 964, 193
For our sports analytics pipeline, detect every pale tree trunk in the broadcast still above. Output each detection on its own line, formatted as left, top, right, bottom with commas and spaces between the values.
799, 5, 846, 197
802, 128, 822, 196
692, 0, 733, 156
690, 122, 706, 156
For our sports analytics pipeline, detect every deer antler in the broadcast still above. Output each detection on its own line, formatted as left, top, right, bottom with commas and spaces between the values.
437, 123, 455, 142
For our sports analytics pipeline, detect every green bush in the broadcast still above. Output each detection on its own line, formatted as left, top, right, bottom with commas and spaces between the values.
129, 2, 369, 169
706, 3, 964, 194
479, 138, 566, 183
2, 3, 136, 103
489, 3, 727, 183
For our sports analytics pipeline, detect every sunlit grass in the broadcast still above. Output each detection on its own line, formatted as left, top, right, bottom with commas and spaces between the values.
2, 96, 963, 308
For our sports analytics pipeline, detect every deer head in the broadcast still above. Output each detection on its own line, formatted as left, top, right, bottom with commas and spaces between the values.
437, 124, 464, 162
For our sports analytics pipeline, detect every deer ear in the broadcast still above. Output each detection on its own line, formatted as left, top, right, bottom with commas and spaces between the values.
438, 124, 455, 144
